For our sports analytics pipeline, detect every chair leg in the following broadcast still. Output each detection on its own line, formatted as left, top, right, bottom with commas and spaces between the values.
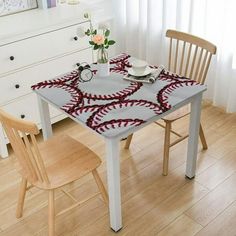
48, 190, 55, 236
16, 178, 27, 218
92, 169, 109, 205
163, 121, 172, 176
199, 123, 208, 150
124, 134, 133, 149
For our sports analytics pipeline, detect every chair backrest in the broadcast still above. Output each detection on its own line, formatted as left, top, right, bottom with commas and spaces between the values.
166, 29, 217, 84
0, 110, 49, 185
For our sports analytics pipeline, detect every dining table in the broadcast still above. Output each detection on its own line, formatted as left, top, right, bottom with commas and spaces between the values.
32, 53, 206, 232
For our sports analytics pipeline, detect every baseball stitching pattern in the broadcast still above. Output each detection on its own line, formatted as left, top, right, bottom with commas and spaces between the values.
85, 99, 164, 134
81, 82, 142, 102
110, 53, 132, 75
32, 53, 200, 137
157, 80, 198, 111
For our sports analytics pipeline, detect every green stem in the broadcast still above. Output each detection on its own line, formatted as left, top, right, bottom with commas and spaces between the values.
98, 48, 108, 63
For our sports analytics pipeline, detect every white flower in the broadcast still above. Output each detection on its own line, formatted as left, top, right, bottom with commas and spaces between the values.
98, 22, 110, 30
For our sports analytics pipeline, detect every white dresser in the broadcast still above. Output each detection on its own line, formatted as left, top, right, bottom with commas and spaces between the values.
0, 2, 111, 158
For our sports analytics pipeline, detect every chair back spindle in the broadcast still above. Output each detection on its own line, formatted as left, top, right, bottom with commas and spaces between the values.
0, 110, 49, 185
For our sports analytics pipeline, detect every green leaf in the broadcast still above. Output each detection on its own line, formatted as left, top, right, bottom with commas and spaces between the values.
105, 45, 109, 49
85, 29, 91, 36
104, 38, 108, 45
105, 29, 110, 37
89, 41, 95, 45
93, 29, 97, 35
108, 40, 116, 45
94, 44, 99, 50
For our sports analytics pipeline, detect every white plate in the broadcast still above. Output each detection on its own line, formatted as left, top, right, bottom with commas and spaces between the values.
128, 67, 153, 77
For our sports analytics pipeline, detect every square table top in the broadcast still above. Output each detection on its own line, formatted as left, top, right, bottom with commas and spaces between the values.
32, 53, 206, 138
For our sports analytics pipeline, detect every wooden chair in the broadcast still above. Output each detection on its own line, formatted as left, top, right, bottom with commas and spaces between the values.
0, 109, 108, 236
125, 29, 217, 176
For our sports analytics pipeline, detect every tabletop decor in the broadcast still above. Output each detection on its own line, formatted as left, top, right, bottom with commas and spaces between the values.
84, 13, 115, 77
76, 62, 93, 82
124, 65, 165, 84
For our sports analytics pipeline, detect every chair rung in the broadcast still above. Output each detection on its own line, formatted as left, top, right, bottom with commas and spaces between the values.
61, 189, 78, 203
170, 130, 183, 137
155, 121, 182, 137
56, 192, 100, 217
170, 135, 189, 147
155, 121, 165, 128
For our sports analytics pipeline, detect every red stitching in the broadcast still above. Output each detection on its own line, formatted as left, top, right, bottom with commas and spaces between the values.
86, 99, 164, 130
95, 119, 145, 134
72, 104, 102, 116
31, 71, 80, 90
31, 53, 201, 137
32, 81, 83, 114
158, 70, 194, 83
157, 80, 198, 111
82, 82, 142, 101
109, 53, 131, 64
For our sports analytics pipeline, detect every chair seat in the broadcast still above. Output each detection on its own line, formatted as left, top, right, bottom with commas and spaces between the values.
33, 135, 101, 189
162, 104, 190, 122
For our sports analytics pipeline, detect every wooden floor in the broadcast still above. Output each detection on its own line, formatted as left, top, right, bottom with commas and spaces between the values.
0, 103, 236, 235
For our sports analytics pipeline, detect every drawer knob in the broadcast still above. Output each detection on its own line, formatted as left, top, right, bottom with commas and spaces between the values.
15, 84, 20, 89
10, 56, 15, 61
20, 114, 25, 119
73, 36, 78, 41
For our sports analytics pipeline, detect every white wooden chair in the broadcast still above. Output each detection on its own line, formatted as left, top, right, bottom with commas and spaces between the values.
0, 109, 108, 236
125, 29, 217, 176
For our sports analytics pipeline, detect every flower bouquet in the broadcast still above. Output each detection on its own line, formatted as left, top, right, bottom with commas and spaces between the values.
84, 13, 115, 76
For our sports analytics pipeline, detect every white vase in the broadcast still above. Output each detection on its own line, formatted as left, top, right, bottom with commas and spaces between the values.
98, 62, 110, 77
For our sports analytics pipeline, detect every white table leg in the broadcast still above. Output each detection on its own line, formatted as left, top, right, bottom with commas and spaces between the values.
186, 93, 203, 178
37, 96, 53, 140
105, 138, 122, 232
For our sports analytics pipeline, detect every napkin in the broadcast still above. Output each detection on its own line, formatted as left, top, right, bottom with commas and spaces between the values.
123, 65, 165, 84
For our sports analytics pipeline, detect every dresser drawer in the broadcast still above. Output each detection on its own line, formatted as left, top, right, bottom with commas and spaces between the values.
0, 48, 92, 105
2, 94, 41, 124
1, 93, 63, 125
0, 21, 90, 75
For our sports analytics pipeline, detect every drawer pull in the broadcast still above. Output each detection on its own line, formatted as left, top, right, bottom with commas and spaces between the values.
73, 36, 78, 41
15, 84, 20, 89
10, 56, 15, 61
20, 114, 25, 119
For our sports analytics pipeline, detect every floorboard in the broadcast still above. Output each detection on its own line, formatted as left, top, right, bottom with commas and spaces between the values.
0, 104, 236, 235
